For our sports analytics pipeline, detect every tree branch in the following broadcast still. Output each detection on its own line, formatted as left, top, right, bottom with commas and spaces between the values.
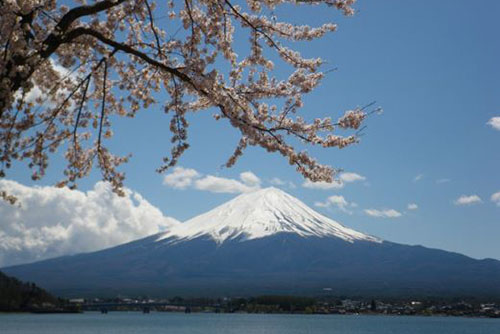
97, 59, 108, 153
62, 27, 196, 90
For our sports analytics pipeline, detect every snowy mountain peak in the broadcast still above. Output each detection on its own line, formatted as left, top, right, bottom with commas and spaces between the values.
158, 187, 381, 244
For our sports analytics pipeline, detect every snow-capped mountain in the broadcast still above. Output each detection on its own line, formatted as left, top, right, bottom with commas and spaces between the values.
159, 187, 379, 244
3, 188, 500, 298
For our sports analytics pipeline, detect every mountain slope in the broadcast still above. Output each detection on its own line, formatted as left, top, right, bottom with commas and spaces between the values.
3, 188, 500, 298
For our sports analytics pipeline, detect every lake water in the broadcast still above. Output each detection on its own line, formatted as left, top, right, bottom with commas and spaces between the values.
0, 312, 499, 334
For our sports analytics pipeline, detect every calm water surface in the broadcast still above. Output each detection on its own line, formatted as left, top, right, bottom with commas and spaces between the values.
0, 312, 499, 334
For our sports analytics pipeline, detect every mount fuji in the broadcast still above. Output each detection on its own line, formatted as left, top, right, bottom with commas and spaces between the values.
3, 187, 500, 298
160, 187, 380, 244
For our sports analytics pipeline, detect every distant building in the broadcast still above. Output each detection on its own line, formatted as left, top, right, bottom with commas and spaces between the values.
69, 298, 85, 304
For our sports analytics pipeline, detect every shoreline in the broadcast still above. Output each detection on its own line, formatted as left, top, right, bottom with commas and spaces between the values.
2, 310, 497, 319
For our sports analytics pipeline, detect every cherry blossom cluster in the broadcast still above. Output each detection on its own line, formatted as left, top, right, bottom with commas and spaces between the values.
0, 0, 368, 195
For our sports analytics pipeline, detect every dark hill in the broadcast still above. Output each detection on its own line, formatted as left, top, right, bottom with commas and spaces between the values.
0, 270, 61, 311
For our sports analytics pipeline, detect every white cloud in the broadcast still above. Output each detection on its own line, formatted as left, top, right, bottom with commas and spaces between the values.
364, 208, 402, 218
407, 203, 418, 210
163, 167, 200, 189
270, 178, 296, 189
15, 60, 78, 109
314, 195, 356, 214
315, 195, 348, 209
240, 171, 261, 187
490, 192, 500, 206
339, 172, 366, 183
270, 177, 285, 186
454, 194, 482, 206
487, 117, 500, 131
436, 178, 451, 184
413, 174, 424, 182
0, 180, 179, 267
303, 179, 344, 190
194, 173, 259, 194
163, 167, 261, 194
302, 171, 365, 190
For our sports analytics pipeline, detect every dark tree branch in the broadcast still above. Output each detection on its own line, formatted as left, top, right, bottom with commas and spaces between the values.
97, 59, 108, 153
144, 0, 163, 58
73, 75, 91, 148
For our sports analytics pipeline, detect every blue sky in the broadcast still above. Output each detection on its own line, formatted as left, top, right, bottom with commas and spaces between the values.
5, 0, 500, 261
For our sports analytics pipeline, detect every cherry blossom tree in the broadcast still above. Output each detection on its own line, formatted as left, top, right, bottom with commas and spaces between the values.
0, 0, 375, 198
